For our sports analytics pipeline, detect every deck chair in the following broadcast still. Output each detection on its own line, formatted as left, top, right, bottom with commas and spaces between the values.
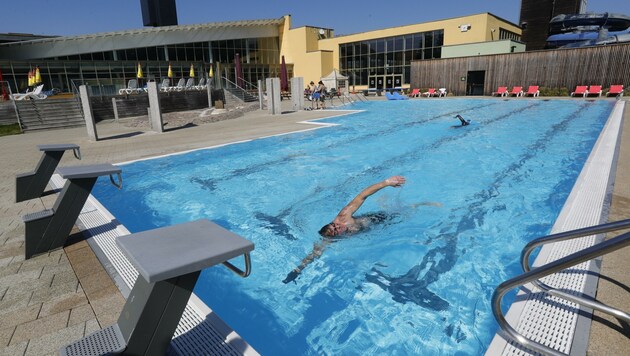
492, 86, 508, 97
159, 78, 170, 92
194, 78, 206, 90
422, 88, 436, 97
118, 79, 139, 95
523, 86, 539, 97
437, 88, 447, 97
183, 78, 195, 91
508, 86, 523, 97
586, 85, 602, 97
570, 85, 588, 97
13, 84, 47, 100
408, 88, 420, 98
171, 78, 185, 92
606, 85, 624, 97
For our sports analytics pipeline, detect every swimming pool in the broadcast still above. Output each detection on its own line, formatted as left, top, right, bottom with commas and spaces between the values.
92, 99, 614, 355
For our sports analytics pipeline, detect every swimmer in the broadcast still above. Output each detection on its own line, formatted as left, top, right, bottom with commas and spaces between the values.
283, 176, 406, 284
455, 114, 470, 126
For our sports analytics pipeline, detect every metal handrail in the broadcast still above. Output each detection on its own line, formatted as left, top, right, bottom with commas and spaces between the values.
222, 252, 251, 277
492, 222, 630, 356
221, 76, 258, 102
1, 81, 23, 131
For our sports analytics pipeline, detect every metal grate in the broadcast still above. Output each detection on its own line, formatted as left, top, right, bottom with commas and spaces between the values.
22, 209, 53, 222
60, 324, 126, 356
50, 175, 258, 356
488, 101, 625, 355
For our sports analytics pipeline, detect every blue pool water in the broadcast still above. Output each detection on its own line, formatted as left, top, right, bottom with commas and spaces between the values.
92, 99, 614, 355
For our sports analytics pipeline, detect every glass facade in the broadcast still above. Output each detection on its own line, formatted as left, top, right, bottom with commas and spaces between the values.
3, 37, 284, 94
339, 29, 444, 87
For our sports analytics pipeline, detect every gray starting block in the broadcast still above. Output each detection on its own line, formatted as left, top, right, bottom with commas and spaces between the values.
23, 163, 122, 259
60, 219, 254, 356
16, 144, 81, 202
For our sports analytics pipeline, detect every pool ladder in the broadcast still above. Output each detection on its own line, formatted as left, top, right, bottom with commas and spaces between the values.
492, 218, 630, 356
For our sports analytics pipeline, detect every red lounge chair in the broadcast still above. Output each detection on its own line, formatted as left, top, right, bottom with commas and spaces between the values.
524, 85, 540, 97
606, 85, 624, 97
408, 88, 420, 98
422, 88, 436, 97
508, 86, 523, 97
571, 85, 588, 97
586, 85, 603, 97
492, 86, 508, 97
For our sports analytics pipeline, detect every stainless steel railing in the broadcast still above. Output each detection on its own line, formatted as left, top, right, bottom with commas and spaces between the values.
492, 219, 630, 356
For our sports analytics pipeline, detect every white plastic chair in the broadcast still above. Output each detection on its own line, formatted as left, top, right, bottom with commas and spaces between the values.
12, 84, 47, 100
437, 88, 448, 97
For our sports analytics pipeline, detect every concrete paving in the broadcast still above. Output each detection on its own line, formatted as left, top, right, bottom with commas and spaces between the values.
0, 97, 627, 355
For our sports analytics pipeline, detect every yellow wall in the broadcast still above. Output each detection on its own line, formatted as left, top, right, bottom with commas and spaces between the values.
281, 13, 521, 87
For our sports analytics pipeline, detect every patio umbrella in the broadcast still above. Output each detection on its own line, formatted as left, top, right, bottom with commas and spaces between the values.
234, 53, 244, 88
136, 63, 143, 79
34, 66, 41, 84
0, 68, 7, 100
167, 63, 173, 78
189, 64, 195, 78
208, 65, 213, 78
28, 70, 33, 87
280, 55, 288, 92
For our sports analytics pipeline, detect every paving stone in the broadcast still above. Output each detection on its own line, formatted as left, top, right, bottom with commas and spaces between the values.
11, 310, 70, 345
68, 304, 96, 327
68, 257, 105, 280
87, 284, 125, 319
40, 292, 88, 319
17, 254, 61, 274
0, 340, 27, 356
29, 280, 79, 306
0, 303, 41, 330
23, 322, 85, 356
84, 319, 100, 336
0, 268, 42, 291
0, 326, 15, 348
0, 262, 21, 279
79, 270, 114, 298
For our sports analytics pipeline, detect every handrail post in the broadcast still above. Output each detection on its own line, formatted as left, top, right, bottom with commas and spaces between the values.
493, 230, 630, 355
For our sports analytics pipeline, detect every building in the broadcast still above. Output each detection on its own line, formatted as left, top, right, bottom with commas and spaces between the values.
519, 0, 587, 50
0, 13, 521, 95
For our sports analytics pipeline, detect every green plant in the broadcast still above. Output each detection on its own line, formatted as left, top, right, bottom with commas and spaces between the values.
0, 123, 22, 137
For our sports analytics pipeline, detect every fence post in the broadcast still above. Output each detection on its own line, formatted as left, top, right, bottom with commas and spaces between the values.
291, 77, 304, 111
147, 82, 163, 133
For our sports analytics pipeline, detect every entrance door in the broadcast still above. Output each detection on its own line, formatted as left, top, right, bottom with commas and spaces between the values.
393, 75, 403, 88
385, 76, 394, 89
376, 76, 384, 90
466, 71, 485, 95
368, 76, 376, 89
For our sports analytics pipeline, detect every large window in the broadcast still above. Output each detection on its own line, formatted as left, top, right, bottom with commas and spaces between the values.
339, 29, 444, 86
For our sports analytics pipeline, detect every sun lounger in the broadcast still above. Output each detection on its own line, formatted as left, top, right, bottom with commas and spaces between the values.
183, 78, 195, 91
523, 85, 540, 97
508, 86, 523, 97
437, 88, 447, 97
195, 78, 206, 90
492, 86, 508, 97
422, 88, 436, 97
119, 79, 140, 95
170, 78, 185, 92
159, 78, 170, 92
586, 85, 602, 97
12, 84, 47, 100
570, 85, 588, 97
606, 84, 624, 97
408, 88, 420, 98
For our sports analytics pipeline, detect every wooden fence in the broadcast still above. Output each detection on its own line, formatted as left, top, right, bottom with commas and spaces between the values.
411, 43, 630, 96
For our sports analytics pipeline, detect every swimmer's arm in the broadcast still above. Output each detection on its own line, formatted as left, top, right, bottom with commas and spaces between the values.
337, 176, 406, 218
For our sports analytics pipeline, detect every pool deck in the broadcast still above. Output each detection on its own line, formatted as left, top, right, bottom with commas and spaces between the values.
0, 97, 628, 355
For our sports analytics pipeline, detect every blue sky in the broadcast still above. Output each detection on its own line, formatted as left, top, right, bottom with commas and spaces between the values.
2, 1, 630, 37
